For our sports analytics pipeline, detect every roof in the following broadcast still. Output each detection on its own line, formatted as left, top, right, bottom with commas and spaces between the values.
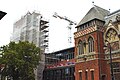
108, 9, 120, 16
45, 47, 75, 55
105, 9, 120, 25
78, 5, 110, 26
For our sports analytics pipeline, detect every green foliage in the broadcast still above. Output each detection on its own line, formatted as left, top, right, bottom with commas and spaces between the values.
0, 41, 41, 80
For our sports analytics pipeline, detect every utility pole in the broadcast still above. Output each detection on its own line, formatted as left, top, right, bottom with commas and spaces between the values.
53, 12, 77, 47
104, 40, 115, 80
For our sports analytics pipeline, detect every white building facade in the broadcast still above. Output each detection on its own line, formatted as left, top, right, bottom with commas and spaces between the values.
11, 11, 49, 80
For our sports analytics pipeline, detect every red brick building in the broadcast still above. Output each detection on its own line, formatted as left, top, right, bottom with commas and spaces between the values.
74, 5, 120, 80
43, 5, 120, 80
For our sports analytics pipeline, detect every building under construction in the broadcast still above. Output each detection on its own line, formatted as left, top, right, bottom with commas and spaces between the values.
43, 47, 75, 80
11, 11, 49, 80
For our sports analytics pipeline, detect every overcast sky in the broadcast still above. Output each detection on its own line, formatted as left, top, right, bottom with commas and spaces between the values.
0, 0, 120, 52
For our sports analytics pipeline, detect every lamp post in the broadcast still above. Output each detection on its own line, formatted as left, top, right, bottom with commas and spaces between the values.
104, 40, 114, 80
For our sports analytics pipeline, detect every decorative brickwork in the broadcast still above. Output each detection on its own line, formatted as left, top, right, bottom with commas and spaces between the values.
74, 27, 96, 38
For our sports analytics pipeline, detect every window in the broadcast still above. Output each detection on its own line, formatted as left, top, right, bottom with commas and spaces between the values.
65, 68, 69, 74
78, 40, 84, 55
79, 72, 82, 80
102, 75, 106, 80
112, 62, 120, 73
83, 42, 86, 54
85, 71, 88, 80
91, 71, 94, 80
88, 37, 94, 52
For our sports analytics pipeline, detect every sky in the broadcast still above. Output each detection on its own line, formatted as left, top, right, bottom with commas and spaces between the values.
0, 0, 120, 52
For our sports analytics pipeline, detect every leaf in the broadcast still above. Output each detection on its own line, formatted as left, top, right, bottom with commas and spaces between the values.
0, 41, 41, 80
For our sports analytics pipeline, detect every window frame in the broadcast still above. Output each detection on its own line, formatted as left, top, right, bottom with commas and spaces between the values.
79, 72, 82, 80
91, 71, 94, 80
78, 40, 84, 55
88, 37, 94, 53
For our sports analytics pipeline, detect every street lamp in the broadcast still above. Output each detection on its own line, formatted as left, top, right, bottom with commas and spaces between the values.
104, 40, 114, 80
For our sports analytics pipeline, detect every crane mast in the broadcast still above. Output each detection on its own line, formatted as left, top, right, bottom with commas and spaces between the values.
53, 12, 77, 47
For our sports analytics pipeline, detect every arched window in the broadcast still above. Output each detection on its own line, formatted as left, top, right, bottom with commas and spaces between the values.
88, 37, 94, 52
78, 40, 84, 55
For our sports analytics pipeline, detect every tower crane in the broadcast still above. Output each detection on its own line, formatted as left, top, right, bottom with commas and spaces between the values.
53, 12, 77, 47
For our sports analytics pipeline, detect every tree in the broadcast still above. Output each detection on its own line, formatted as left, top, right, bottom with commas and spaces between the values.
0, 41, 41, 80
